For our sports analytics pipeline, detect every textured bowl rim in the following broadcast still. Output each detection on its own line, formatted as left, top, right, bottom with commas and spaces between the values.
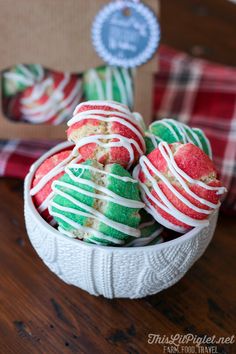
25, 141, 217, 253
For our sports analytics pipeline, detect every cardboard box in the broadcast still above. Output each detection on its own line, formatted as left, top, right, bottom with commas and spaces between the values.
0, 0, 159, 139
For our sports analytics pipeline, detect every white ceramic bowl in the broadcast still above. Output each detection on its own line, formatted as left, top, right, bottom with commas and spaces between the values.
24, 142, 219, 299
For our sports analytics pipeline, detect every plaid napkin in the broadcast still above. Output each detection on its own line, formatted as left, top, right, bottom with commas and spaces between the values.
0, 139, 59, 179
152, 45, 236, 214
1, 45, 235, 213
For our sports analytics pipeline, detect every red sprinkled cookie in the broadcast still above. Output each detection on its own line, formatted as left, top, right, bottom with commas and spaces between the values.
134, 142, 226, 232
20, 71, 82, 125
67, 100, 146, 168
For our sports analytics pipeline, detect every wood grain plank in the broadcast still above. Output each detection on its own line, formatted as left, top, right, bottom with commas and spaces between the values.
0, 176, 235, 354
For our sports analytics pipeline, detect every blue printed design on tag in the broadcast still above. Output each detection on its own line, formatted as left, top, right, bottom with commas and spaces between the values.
92, 1, 160, 68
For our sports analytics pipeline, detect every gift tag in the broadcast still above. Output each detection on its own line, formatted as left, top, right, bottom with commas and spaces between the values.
92, 0, 160, 68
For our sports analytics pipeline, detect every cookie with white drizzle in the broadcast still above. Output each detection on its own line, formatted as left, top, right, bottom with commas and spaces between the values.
126, 210, 164, 247
2, 64, 44, 97
83, 66, 134, 109
30, 148, 82, 225
145, 118, 212, 158
49, 159, 144, 246
133, 142, 226, 233
67, 100, 146, 168
20, 71, 82, 125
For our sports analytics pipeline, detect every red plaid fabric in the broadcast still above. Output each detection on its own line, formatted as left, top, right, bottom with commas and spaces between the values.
0, 45, 235, 213
153, 45, 236, 214
0, 139, 59, 179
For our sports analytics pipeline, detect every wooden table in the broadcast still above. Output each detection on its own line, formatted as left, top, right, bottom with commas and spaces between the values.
0, 0, 235, 353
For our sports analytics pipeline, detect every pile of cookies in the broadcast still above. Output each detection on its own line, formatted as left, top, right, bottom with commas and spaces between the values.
30, 100, 226, 246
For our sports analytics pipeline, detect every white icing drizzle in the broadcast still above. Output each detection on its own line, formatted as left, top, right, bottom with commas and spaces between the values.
183, 124, 203, 148
145, 132, 162, 148
18, 64, 38, 80
150, 119, 178, 138
50, 210, 124, 245
68, 101, 145, 168
52, 81, 82, 125
89, 69, 105, 100
157, 120, 180, 141
34, 64, 44, 81
112, 67, 128, 106
57, 225, 124, 245
134, 141, 225, 231
105, 67, 113, 100
126, 229, 164, 247
73, 100, 133, 117
121, 68, 133, 108
193, 128, 213, 159
139, 220, 156, 229
175, 122, 189, 143
71, 107, 136, 123
133, 112, 146, 131
3, 72, 34, 86
38, 191, 54, 213
53, 91, 82, 126
22, 78, 53, 105
57, 79, 81, 110
126, 211, 164, 247
58, 226, 76, 238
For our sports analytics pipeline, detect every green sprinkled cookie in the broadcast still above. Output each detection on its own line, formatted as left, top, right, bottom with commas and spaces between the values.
145, 118, 212, 158
49, 159, 144, 246
83, 66, 134, 109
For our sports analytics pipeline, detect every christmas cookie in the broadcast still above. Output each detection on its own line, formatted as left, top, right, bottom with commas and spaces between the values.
31, 149, 82, 224
83, 66, 134, 109
3, 64, 44, 97
134, 142, 226, 233
145, 118, 212, 157
67, 100, 146, 168
20, 71, 82, 125
49, 160, 144, 246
